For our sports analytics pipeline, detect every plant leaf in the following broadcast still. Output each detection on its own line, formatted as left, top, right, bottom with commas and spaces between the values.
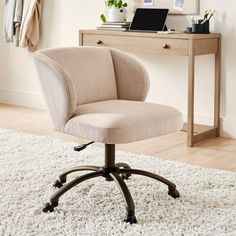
100, 14, 107, 23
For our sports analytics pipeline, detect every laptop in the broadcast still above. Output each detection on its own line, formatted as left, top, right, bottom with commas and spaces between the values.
129, 8, 169, 32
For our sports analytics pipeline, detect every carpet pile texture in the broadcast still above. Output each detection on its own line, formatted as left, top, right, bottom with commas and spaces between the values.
0, 129, 236, 236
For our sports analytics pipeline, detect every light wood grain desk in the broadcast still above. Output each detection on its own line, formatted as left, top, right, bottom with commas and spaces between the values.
79, 30, 221, 147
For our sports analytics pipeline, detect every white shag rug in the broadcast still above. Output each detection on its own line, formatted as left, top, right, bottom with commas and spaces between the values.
0, 129, 236, 236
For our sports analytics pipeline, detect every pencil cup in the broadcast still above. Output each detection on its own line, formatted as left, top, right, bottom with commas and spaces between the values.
192, 23, 204, 33
192, 19, 210, 34
199, 19, 210, 33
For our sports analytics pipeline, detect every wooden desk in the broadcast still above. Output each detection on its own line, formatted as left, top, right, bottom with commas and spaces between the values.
79, 30, 221, 147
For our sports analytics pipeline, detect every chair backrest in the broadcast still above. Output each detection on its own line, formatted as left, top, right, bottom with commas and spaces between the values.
34, 46, 150, 131
35, 47, 118, 106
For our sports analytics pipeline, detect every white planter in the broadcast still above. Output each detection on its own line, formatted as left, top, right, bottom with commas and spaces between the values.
107, 6, 126, 22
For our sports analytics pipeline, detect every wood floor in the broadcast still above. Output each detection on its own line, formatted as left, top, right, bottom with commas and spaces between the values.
1, 103, 236, 172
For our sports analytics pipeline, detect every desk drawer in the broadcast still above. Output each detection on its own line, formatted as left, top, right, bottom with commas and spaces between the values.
81, 33, 189, 56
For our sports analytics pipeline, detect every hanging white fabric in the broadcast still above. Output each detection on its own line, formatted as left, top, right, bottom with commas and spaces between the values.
4, 0, 23, 46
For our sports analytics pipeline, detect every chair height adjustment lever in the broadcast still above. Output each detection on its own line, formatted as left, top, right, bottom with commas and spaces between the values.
73, 141, 95, 152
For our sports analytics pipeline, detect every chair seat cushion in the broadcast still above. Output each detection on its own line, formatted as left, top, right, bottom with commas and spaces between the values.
65, 100, 183, 144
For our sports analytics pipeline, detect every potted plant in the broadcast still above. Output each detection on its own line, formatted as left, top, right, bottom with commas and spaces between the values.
103, 0, 128, 23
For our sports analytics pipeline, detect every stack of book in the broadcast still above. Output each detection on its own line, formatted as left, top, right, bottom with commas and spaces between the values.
97, 22, 131, 31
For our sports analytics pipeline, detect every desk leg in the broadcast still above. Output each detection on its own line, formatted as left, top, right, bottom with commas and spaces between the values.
214, 38, 221, 136
186, 38, 221, 147
187, 47, 195, 147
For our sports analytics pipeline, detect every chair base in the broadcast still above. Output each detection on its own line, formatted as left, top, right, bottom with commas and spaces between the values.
43, 144, 180, 224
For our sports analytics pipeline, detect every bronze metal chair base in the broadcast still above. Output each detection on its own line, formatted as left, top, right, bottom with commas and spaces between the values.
43, 144, 180, 224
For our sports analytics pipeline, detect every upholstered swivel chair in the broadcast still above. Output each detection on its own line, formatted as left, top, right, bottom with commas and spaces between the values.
34, 47, 183, 224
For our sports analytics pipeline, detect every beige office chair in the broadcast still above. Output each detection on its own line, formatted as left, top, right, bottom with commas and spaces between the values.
34, 47, 183, 224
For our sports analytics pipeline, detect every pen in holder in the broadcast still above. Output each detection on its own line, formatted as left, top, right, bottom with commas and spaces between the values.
186, 9, 215, 34
192, 19, 210, 34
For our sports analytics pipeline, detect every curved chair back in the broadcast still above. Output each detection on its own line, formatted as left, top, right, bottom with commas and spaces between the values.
34, 47, 150, 131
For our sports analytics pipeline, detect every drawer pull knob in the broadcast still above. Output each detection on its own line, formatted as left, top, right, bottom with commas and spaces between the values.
163, 44, 170, 49
97, 40, 103, 45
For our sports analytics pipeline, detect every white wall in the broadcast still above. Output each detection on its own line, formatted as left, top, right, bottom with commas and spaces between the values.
0, 0, 236, 138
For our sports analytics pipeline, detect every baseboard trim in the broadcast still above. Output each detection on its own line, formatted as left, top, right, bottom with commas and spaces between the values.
220, 119, 236, 139
174, 114, 236, 139
0, 88, 46, 109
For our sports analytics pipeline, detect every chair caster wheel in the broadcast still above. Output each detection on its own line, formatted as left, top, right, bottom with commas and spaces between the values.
124, 213, 137, 224
168, 189, 180, 199
121, 173, 131, 180
53, 180, 63, 188
43, 202, 58, 213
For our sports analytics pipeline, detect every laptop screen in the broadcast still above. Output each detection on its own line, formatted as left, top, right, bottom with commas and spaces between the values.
130, 8, 169, 32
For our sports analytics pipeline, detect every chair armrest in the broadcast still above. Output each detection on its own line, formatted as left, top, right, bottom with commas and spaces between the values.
110, 48, 150, 101
33, 53, 77, 132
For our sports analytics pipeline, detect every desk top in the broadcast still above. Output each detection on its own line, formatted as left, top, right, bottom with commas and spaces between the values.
80, 29, 221, 40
